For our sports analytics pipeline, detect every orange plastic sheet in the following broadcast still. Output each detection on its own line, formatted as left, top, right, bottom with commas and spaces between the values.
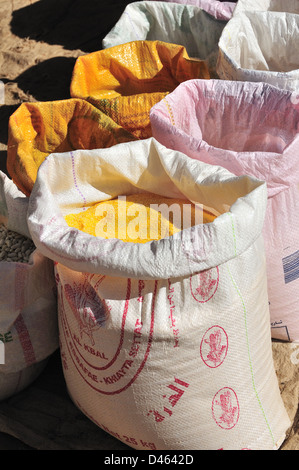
7, 98, 136, 196
70, 40, 210, 139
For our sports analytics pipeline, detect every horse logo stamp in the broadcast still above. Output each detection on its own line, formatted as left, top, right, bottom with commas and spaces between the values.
212, 387, 239, 430
190, 267, 219, 303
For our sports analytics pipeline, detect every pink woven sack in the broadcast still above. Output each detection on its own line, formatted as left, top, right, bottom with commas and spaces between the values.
150, 79, 299, 342
217, 11, 299, 92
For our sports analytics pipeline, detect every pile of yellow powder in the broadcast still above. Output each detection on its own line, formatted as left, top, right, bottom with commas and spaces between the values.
65, 192, 217, 243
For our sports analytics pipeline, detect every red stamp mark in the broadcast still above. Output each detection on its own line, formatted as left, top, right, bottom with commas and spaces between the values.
212, 388, 239, 430
137, 280, 145, 303
190, 267, 219, 303
200, 326, 228, 368
63, 276, 109, 346
147, 378, 189, 423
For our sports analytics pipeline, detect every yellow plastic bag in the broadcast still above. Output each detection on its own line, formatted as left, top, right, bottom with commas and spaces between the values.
7, 98, 136, 196
70, 40, 210, 139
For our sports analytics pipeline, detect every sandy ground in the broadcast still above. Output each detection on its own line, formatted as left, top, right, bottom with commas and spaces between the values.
0, 0, 298, 451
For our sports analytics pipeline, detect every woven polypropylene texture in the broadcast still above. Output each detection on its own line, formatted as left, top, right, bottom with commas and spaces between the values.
0, 172, 58, 400
102, 1, 227, 76
148, 0, 236, 21
7, 98, 136, 196
150, 78, 299, 342
70, 40, 209, 140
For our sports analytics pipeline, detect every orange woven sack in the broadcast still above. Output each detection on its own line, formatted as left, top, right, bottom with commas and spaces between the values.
70, 40, 209, 139
7, 98, 136, 196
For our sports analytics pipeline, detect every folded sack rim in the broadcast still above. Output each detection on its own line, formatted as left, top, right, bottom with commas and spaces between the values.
27, 138, 267, 280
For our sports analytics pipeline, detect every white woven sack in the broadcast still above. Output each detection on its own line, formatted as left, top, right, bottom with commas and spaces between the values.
217, 11, 299, 92
0, 172, 58, 400
234, 0, 299, 15
102, 1, 226, 76
27, 138, 291, 450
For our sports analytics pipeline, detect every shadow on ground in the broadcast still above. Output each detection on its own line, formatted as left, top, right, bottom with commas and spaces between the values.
0, 151, 8, 176
16, 56, 77, 101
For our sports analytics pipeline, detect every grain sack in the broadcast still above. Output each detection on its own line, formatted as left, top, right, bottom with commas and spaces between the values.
70, 40, 209, 140
7, 98, 136, 197
0, 171, 58, 400
148, 0, 236, 21
234, 0, 299, 15
27, 138, 290, 450
217, 11, 299, 91
102, 1, 226, 77
150, 79, 299, 342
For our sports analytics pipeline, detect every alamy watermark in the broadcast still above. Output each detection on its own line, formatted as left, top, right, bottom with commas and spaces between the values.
0, 81, 4, 105
94, 196, 207, 242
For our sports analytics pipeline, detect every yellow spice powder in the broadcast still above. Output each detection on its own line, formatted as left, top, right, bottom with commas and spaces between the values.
65, 192, 217, 243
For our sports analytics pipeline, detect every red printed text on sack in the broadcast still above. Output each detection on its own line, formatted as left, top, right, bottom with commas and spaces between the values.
147, 378, 189, 423
59, 276, 157, 395
102, 360, 134, 385
167, 279, 179, 347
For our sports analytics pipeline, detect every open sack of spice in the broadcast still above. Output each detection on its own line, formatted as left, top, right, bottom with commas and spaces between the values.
148, 0, 236, 21
0, 172, 58, 401
70, 40, 209, 141
217, 9, 299, 91
150, 79, 299, 342
102, 1, 227, 77
27, 138, 290, 450
7, 98, 136, 197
